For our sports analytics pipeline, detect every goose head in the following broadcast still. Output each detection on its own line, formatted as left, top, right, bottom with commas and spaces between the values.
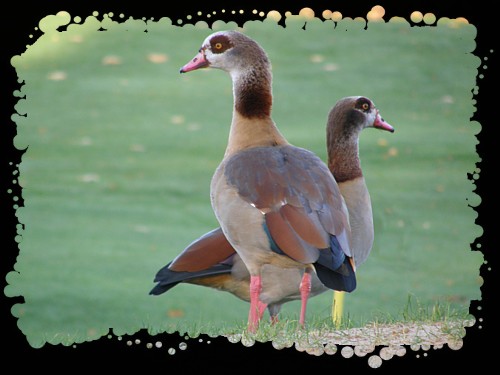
328, 96, 395, 137
179, 30, 271, 76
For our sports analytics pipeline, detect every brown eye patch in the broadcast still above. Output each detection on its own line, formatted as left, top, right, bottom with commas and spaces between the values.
355, 97, 371, 112
210, 34, 233, 54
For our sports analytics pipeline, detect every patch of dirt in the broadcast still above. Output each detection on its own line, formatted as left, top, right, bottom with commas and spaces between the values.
226, 319, 474, 361
309, 320, 472, 348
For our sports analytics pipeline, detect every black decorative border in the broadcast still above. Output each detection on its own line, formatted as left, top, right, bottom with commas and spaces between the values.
1, 0, 495, 370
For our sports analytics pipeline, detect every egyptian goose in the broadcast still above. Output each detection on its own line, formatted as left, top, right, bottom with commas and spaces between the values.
149, 227, 328, 322
326, 96, 394, 266
178, 30, 390, 332
149, 95, 393, 324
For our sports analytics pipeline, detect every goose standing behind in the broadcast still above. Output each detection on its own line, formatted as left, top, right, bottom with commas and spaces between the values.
326, 96, 394, 266
177, 30, 391, 332
150, 96, 394, 324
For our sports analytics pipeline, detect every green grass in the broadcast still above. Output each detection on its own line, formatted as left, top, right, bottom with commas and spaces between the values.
6, 14, 482, 348
184, 294, 472, 350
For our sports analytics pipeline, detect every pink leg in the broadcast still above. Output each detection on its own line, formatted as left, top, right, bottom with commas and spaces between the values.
299, 268, 312, 327
248, 275, 262, 332
258, 301, 268, 321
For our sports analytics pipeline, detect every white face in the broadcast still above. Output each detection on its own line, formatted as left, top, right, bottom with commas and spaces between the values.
180, 31, 237, 74
350, 96, 378, 129
200, 31, 236, 72
363, 106, 378, 128
203, 49, 229, 71
350, 96, 393, 132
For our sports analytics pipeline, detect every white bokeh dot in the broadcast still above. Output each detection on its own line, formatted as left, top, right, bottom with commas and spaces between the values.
368, 355, 383, 368
341, 346, 354, 358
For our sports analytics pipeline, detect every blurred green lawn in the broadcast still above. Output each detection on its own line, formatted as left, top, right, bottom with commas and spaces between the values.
6, 13, 483, 347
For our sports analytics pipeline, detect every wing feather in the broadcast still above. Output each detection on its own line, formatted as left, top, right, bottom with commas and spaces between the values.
169, 227, 235, 272
224, 145, 352, 261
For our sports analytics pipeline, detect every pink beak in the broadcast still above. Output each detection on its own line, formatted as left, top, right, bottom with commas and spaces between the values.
180, 50, 209, 73
374, 111, 395, 133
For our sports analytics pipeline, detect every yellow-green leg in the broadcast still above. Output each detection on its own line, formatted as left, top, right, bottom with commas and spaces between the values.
332, 291, 344, 328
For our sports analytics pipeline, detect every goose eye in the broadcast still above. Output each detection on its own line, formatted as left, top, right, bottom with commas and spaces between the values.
361, 103, 370, 111
210, 35, 232, 54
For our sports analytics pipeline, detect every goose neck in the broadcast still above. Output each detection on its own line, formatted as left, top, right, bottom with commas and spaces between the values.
231, 67, 273, 120
327, 133, 362, 183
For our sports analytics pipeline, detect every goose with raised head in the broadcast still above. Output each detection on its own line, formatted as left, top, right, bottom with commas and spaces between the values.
326, 96, 394, 267
175, 30, 392, 331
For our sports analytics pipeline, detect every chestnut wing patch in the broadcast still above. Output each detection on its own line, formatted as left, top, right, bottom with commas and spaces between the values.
224, 145, 351, 264
168, 227, 236, 272
150, 227, 236, 296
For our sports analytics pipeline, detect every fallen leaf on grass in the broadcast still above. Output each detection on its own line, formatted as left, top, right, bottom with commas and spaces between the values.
167, 309, 185, 318
309, 54, 325, 63
147, 53, 169, 63
170, 115, 185, 125
102, 55, 122, 65
78, 173, 100, 183
323, 63, 340, 71
47, 71, 67, 81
